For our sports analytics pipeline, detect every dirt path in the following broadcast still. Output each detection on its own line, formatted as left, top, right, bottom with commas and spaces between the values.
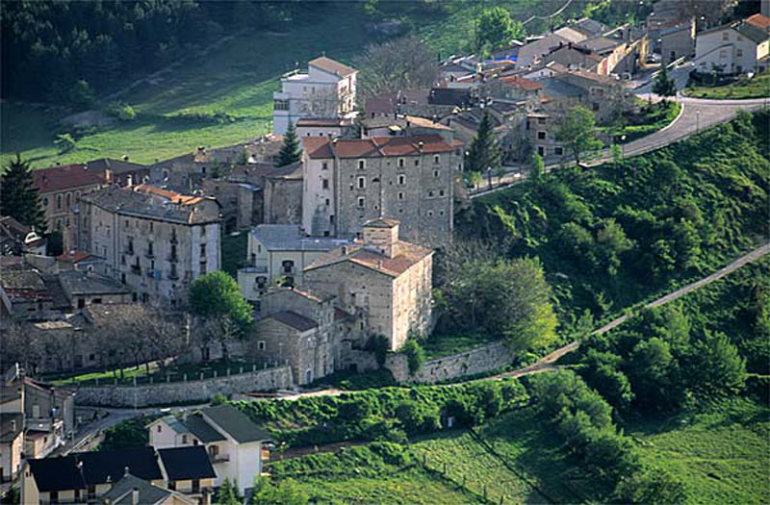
488, 243, 770, 381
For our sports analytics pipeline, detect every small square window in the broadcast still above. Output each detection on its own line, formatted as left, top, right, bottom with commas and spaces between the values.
322, 162, 328, 170
357, 176, 366, 189
357, 197, 365, 208
434, 155, 440, 164
258, 341, 266, 350
398, 158, 405, 168
398, 192, 404, 200
414, 159, 420, 166
537, 131, 546, 140
322, 179, 329, 189
358, 160, 365, 169
433, 170, 440, 178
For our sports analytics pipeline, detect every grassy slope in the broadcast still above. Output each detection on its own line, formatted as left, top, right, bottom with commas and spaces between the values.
629, 401, 770, 505
1, 0, 585, 169
685, 71, 770, 99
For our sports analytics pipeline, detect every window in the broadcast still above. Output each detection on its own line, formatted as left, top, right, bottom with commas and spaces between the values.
325, 198, 330, 206
357, 197, 365, 208
434, 170, 440, 178
537, 117, 546, 124
50, 491, 59, 504
434, 155, 440, 164
43, 197, 49, 207
357, 176, 366, 189
398, 192, 404, 200
358, 159, 365, 169
537, 146, 545, 156
722, 31, 729, 41
125, 220, 129, 229
719, 49, 727, 58
398, 158, 405, 168
592, 102, 600, 111
322, 178, 329, 189
330, 215, 335, 224
274, 99, 289, 110
168, 481, 176, 491
439, 190, 445, 197
192, 479, 200, 493
322, 162, 328, 170
66, 193, 71, 207
428, 191, 434, 198
88, 486, 96, 500
56, 194, 62, 209
737, 48, 743, 57
157, 425, 162, 433
182, 434, 188, 444
537, 131, 546, 140
555, 147, 564, 156
427, 210, 434, 217
398, 174, 406, 185
258, 341, 266, 351
414, 159, 420, 166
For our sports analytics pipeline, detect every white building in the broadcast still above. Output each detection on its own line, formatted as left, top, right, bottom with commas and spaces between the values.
273, 56, 358, 135
148, 404, 269, 495
694, 15, 770, 74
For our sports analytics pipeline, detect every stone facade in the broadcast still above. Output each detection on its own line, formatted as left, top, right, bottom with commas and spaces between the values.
262, 163, 303, 226
386, 340, 513, 383
70, 366, 293, 407
302, 134, 459, 249
78, 185, 221, 304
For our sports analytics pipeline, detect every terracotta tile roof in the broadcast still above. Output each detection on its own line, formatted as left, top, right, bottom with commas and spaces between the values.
133, 184, 204, 205
364, 217, 400, 228
309, 56, 356, 77
499, 75, 543, 90
304, 134, 455, 159
305, 241, 432, 278
56, 251, 93, 263
33, 164, 105, 193
745, 13, 770, 30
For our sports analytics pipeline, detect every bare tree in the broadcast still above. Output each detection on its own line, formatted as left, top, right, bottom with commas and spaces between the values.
0, 322, 44, 374
354, 35, 440, 100
303, 87, 342, 118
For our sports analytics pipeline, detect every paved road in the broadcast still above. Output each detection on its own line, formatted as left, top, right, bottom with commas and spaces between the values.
487, 243, 770, 381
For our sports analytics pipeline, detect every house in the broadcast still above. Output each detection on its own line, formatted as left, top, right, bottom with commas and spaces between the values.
84, 158, 150, 188
660, 18, 696, 65
262, 162, 303, 226
33, 164, 106, 250
100, 473, 196, 505
0, 216, 46, 256
360, 115, 456, 142
694, 15, 770, 74
57, 270, 133, 309
237, 225, 352, 301
55, 251, 106, 274
542, 42, 605, 72
517, 28, 589, 68
253, 287, 340, 384
295, 117, 353, 139
78, 184, 222, 304
301, 134, 459, 249
0, 412, 23, 483
22, 446, 215, 504
303, 218, 433, 351
273, 56, 358, 135
148, 404, 270, 494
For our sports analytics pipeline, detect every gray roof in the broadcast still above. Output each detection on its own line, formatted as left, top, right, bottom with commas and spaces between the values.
202, 404, 270, 443
734, 21, 769, 44
184, 413, 226, 443
80, 185, 220, 225
100, 474, 175, 505
0, 413, 23, 443
541, 78, 586, 98
267, 310, 319, 332
252, 225, 352, 252
580, 36, 621, 53
58, 270, 131, 296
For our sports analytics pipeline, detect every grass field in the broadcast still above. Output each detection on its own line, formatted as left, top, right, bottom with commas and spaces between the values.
629, 400, 770, 505
1, 0, 587, 170
684, 71, 770, 99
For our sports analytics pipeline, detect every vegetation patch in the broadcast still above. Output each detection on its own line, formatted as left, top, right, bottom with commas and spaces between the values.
684, 70, 770, 99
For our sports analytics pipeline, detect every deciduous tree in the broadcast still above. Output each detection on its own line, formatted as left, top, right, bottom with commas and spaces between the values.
355, 35, 439, 100
555, 105, 602, 165
475, 7, 525, 53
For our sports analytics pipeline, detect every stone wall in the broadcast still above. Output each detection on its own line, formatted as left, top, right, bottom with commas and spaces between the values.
385, 340, 513, 383
71, 366, 293, 407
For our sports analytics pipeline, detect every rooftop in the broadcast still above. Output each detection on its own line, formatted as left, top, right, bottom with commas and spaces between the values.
202, 404, 271, 443
0, 412, 23, 443
499, 75, 543, 91
266, 310, 319, 332
33, 164, 105, 193
303, 134, 456, 160
305, 240, 433, 278
745, 13, 770, 31
85, 158, 148, 176
100, 473, 184, 505
58, 270, 131, 296
79, 185, 220, 225
252, 225, 352, 252
364, 217, 400, 229
308, 56, 357, 77
157, 446, 216, 481
296, 117, 352, 127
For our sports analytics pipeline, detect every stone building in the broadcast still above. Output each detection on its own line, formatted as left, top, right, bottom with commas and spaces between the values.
660, 18, 696, 65
237, 225, 351, 302
78, 184, 221, 304
262, 162, 303, 225
301, 134, 459, 249
273, 56, 358, 135
303, 218, 433, 351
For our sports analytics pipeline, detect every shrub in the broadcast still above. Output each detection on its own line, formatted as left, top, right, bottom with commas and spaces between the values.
401, 338, 425, 374
106, 101, 136, 121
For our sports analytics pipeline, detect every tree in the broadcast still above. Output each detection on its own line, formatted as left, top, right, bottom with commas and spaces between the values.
530, 152, 545, 183
0, 154, 46, 232
188, 271, 254, 346
652, 65, 677, 103
614, 467, 688, 504
216, 478, 244, 505
275, 122, 301, 167
355, 35, 439, 99
475, 7, 524, 52
401, 336, 425, 374
253, 476, 308, 505
555, 106, 602, 165
465, 111, 501, 173
684, 332, 746, 400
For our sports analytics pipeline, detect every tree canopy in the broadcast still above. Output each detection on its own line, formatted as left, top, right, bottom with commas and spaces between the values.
275, 122, 301, 167
475, 7, 525, 54
555, 105, 602, 164
188, 271, 254, 338
0, 154, 46, 232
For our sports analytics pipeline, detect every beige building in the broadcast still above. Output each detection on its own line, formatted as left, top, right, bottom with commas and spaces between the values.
695, 15, 770, 74
237, 225, 352, 302
0, 413, 23, 483
302, 134, 459, 249
78, 184, 221, 304
303, 218, 432, 351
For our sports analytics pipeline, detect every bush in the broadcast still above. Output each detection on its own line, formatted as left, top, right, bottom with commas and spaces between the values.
401, 338, 425, 374
106, 101, 136, 121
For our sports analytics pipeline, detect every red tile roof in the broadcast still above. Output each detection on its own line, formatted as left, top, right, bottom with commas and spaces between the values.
33, 164, 105, 194
499, 75, 543, 91
746, 13, 770, 30
304, 135, 455, 160
309, 56, 356, 77
305, 241, 432, 278
133, 184, 205, 205
56, 251, 94, 263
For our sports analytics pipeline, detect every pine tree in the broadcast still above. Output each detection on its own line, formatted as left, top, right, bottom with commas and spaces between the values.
652, 65, 677, 103
465, 111, 501, 173
0, 154, 46, 232
275, 122, 301, 167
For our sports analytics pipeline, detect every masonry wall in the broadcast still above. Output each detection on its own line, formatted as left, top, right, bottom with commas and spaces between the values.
70, 366, 293, 407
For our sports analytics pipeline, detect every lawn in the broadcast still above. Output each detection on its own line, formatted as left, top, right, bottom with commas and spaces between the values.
684, 71, 770, 99
629, 400, 770, 505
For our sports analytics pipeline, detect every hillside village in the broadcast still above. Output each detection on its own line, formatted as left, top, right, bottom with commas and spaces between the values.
1, 0, 769, 503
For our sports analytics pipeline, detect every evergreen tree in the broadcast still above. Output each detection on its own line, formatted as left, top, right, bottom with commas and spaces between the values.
216, 478, 243, 505
0, 154, 46, 232
652, 65, 677, 103
465, 111, 501, 174
275, 122, 301, 167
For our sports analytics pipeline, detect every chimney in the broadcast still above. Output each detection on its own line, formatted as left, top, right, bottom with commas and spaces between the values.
127, 174, 133, 188
124, 466, 130, 477
131, 488, 139, 505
